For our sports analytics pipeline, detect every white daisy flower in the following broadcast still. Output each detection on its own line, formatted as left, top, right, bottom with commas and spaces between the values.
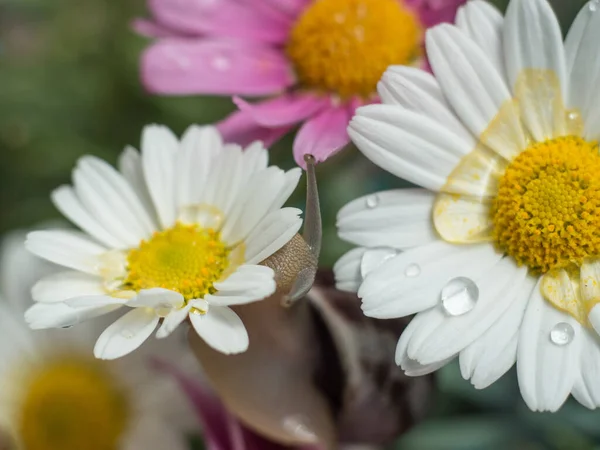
336, 0, 600, 411
0, 232, 199, 450
25, 125, 303, 359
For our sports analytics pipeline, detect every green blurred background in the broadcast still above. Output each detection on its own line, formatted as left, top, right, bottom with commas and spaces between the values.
0, 0, 596, 448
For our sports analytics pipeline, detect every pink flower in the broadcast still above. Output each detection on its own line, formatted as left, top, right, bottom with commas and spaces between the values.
137, 0, 466, 167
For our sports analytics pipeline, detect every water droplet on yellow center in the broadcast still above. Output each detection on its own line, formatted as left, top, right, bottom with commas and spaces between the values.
124, 223, 231, 300
286, 0, 422, 98
18, 357, 129, 450
492, 136, 600, 274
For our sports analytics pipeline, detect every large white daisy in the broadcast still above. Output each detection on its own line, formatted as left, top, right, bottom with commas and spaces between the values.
0, 232, 199, 450
335, 0, 600, 411
25, 125, 303, 359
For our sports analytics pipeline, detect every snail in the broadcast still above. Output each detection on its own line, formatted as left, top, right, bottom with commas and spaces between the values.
188, 156, 433, 449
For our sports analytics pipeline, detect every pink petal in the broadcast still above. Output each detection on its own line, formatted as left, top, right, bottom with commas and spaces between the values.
406, 0, 465, 27
293, 104, 352, 168
148, 0, 291, 43
244, 0, 311, 18
132, 18, 179, 38
217, 109, 292, 148
142, 39, 295, 96
233, 94, 329, 128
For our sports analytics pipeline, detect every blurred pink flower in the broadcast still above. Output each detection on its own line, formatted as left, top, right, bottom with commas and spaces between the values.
137, 0, 465, 167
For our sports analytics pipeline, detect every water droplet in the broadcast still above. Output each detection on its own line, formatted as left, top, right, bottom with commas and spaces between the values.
282, 416, 317, 442
441, 277, 479, 316
121, 330, 135, 339
212, 56, 231, 71
590, 1, 599, 12
405, 264, 421, 278
549, 322, 575, 346
360, 247, 398, 278
365, 194, 379, 209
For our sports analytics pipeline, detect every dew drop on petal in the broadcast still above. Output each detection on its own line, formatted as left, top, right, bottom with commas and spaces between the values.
549, 322, 575, 346
404, 263, 421, 278
121, 330, 134, 339
212, 56, 231, 71
360, 247, 398, 278
441, 277, 479, 316
590, 0, 598, 12
365, 194, 379, 209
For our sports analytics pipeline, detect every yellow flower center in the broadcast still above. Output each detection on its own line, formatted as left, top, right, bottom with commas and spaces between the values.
124, 223, 230, 301
18, 357, 128, 450
492, 136, 600, 274
286, 0, 422, 98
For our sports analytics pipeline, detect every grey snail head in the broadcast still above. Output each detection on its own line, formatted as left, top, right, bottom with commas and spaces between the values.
188, 156, 433, 449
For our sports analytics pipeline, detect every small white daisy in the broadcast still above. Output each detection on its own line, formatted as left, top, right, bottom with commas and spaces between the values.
336, 0, 600, 411
0, 232, 199, 450
25, 125, 303, 359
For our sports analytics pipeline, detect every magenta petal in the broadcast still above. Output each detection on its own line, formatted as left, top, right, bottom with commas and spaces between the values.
406, 0, 465, 27
142, 39, 295, 96
293, 105, 351, 168
217, 109, 292, 148
148, 0, 291, 43
233, 94, 329, 128
132, 18, 179, 38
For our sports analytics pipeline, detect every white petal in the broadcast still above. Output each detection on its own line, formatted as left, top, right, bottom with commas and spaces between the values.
337, 189, 438, 249
455, 0, 506, 78
25, 301, 122, 329
564, 1, 600, 140
242, 141, 269, 175
51, 186, 123, 248
427, 24, 526, 159
156, 303, 193, 339
411, 258, 528, 365
94, 308, 159, 359
588, 304, 600, 337
377, 66, 475, 145
572, 330, 600, 409
360, 241, 503, 319
142, 125, 178, 228
32, 271, 105, 303
433, 195, 493, 243
243, 208, 303, 264
221, 167, 288, 244
333, 247, 366, 293
580, 258, 600, 308
517, 279, 582, 412
395, 320, 455, 375
190, 305, 249, 354
25, 230, 106, 274
349, 105, 471, 191
78, 156, 155, 236
270, 168, 302, 213
65, 295, 126, 308
175, 125, 222, 208
460, 275, 536, 389
127, 288, 184, 309
503, 0, 568, 141
197, 145, 246, 216
118, 146, 160, 227
73, 158, 147, 247
206, 265, 276, 306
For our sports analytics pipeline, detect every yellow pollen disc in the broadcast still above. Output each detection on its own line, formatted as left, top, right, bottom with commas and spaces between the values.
286, 0, 422, 98
18, 357, 128, 450
124, 223, 230, 301
492, 136, 600, 274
